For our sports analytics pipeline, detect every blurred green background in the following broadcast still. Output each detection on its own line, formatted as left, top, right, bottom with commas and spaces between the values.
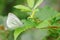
0, 0, 60, 16
0, 0, 60, 40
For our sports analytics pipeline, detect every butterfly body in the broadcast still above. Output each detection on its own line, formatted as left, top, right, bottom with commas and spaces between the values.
7, 13, 23, 30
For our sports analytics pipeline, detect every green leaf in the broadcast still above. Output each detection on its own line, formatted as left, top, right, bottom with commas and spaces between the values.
12, 9, 29, 19
35, 7, 58, 20
14, 26, 32, 40
17, 29, 49, 40
14, 19, 36, 40
27, 0, 35, 8
14, 27, 27, 40
36, 20, 50, 28
51, 16, 60, 26
14, 5, 31, 11
34, 0, 43, 9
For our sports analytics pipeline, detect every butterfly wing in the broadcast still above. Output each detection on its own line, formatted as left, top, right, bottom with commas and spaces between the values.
7, 13, 23, 29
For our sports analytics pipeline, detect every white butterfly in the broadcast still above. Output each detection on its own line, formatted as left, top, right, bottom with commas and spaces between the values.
6, 13, 23, 30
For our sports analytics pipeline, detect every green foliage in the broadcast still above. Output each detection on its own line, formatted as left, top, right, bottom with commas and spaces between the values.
17, 29, 49, 40
27, 0, 35, 8
36, 20, 50, 28
14, 5, 31, 12
0, 16, 4, 25
0, 0, 60, 40
13, 0, 60, 40
50, 14, 60, 26
12, 8, 29, 19
14, 19, 36, 40
0, 0, 6, 15
34, 0, 43, 9
0, 30, 7, 40
35, 7, 58, 20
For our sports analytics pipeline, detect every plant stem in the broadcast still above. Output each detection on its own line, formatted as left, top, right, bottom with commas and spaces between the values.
28, 10, 35, 18
30, 11, 35, 18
